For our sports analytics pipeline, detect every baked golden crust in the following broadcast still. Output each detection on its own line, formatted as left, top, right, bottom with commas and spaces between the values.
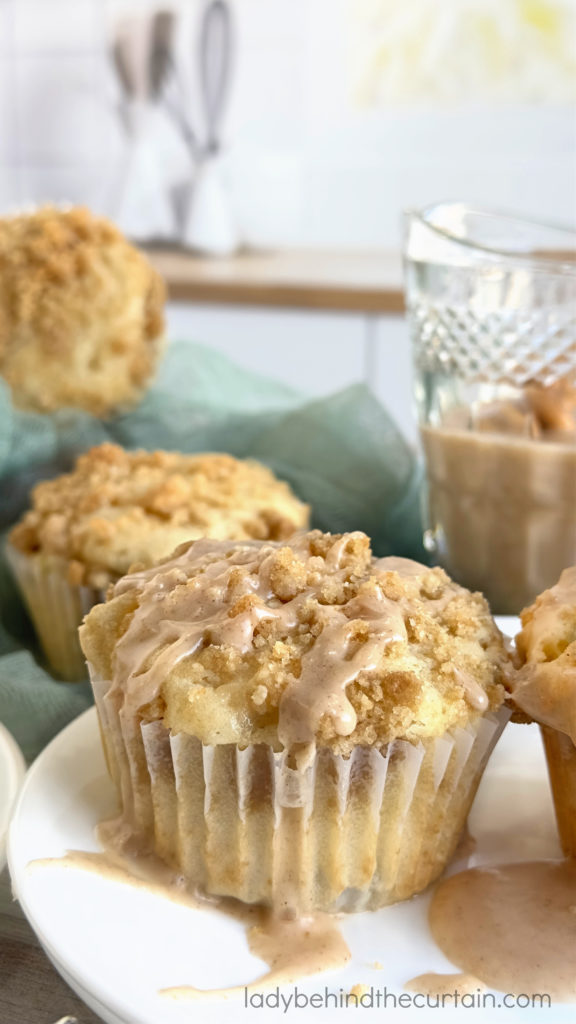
9, 443, 310, 588
513, 567, 576, 741
80, 530, 511, 753
0, 206, 165, 415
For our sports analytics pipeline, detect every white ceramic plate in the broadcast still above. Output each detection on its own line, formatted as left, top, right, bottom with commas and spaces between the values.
8, 619, 574, 1024
0, 721, 26, 871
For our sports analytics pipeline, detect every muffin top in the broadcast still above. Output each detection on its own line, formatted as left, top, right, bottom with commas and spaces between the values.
9, 443, 310, 589
80, 530, 511, 757
512, 567, 576, 742
0, 206, 165, 416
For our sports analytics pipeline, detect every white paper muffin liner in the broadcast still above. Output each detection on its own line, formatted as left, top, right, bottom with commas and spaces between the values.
6, 544, 105, 681
540, 725, 576, 859
91, 665, 511, 912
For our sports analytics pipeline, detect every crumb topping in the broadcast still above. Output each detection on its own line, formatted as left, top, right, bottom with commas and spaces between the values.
10, 443, 310, 588
0, 206, 165, 415
80, 530, 511, 753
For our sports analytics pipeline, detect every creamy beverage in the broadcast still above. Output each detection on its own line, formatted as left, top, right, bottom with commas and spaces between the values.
422, 382, 576, 614
422, 425, 576, 614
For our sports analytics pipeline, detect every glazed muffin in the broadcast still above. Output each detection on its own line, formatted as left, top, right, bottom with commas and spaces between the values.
80, 529, 512, 914
7, 443, 309, 680
513, 567, 576, 856
0, 206, 165, 416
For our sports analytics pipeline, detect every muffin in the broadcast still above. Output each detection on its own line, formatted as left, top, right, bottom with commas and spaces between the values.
80, 529, 512, 914
513, 567, 576, 856
0, 206, 165, 416
7, 443, 310, 681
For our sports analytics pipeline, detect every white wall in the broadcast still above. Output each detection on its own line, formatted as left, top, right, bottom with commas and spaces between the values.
0, 0, 574, 246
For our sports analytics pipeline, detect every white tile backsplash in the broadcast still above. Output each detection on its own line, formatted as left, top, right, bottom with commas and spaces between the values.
0, 2, 14, 56
296, 151, 576, 249
233, 0, 305, 47
0, 60, 15, 159
228, 41, 306, 149
228, 148, 304, 247
19, 164, 114, 213
302, 105, 576, 163
15, 54, 114, 162
105, 0, 191, 14
13, 0, 103, 54
0, 164, 19, 209
0, 0, 575, 249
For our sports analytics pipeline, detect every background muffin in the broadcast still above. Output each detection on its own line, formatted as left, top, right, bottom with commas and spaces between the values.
513, 567, 576, 856
7, 443, 310, 680
0, 206, 165, 416
81, 529, 512, 914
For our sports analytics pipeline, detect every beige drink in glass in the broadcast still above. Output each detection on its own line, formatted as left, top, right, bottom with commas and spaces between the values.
405, 203, 576, 614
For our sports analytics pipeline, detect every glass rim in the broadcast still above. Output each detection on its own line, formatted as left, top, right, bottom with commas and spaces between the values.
404, 201, 576, 276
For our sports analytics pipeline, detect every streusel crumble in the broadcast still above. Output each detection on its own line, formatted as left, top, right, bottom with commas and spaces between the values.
10, 443, 310, 589
0, 206, 164, 415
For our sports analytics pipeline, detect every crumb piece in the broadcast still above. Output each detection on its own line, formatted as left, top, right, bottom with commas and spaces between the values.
348, 983, 369, 999
251, 685, 268, 707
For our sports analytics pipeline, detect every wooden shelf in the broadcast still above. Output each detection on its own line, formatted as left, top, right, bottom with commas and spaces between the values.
144, 246, 405, 315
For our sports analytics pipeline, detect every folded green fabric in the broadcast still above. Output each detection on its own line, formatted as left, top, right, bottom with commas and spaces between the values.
0, 342, 424, 762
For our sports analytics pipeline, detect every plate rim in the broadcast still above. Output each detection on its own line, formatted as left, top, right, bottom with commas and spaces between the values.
0, 719, 26, 870
7, 707, 140, 1024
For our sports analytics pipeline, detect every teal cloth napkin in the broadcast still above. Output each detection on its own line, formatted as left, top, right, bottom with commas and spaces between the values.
0, 341, 424, 761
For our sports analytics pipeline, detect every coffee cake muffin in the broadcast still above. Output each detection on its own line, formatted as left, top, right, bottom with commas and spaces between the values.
0, 206, 164, 416
7, 443, 309, 680
513, 567, 576, 856
80, 529, 512, 913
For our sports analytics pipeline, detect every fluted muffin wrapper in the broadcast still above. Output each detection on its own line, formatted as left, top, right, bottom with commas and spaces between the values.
91, 668, 510, 912
6, 545, 105, 681
540, 725, 576, 858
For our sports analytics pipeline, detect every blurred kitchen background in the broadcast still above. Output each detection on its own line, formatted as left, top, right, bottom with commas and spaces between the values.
0, 0, 575, 441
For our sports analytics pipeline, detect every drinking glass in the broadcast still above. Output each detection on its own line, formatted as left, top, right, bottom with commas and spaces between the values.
404, 202, 576, 613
